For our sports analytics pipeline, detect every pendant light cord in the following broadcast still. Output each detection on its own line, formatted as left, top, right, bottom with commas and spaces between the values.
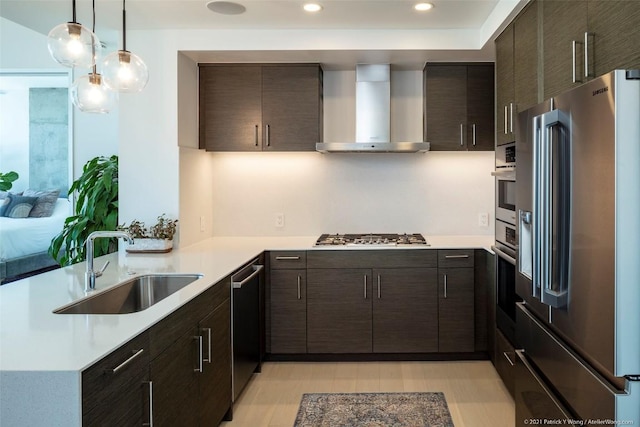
122, 0, 127, 52
72, 0, 77, 23
91, 0, 97, 75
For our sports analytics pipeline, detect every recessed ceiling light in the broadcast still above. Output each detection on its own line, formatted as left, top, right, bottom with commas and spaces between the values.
414, 2, 434, 11
303, 3, 323, 12
206, 1, 247, 15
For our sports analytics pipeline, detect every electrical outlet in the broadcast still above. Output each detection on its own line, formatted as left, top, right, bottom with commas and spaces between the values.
200, 215, 205, 232
275, 213, 285, 228
478, 212, 489, 227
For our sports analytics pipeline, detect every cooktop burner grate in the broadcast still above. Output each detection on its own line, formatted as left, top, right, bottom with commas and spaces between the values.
314, 233, 429, 246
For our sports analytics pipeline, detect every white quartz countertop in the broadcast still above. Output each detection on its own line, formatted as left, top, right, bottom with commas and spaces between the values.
0, 234, 493, 373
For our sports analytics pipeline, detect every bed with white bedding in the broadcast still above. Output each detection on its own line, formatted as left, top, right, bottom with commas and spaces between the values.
0, 198, 70, 283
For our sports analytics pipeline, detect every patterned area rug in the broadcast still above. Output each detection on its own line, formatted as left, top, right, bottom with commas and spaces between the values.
293, 392, 455, 427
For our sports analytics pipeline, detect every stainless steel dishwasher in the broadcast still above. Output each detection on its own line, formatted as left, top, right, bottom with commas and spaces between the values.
231, 258, 263, 401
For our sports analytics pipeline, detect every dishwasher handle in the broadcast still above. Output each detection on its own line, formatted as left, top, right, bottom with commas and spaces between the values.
231, 262, 264, 289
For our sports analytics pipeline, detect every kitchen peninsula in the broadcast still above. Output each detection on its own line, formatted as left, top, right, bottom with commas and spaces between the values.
0, 234, 492, 426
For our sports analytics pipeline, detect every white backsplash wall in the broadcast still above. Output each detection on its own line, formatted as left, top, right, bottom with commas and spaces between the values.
208, 151, 495, 236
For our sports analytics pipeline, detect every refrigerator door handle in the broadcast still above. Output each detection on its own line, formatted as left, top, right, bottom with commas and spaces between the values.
536, 110, 570, 308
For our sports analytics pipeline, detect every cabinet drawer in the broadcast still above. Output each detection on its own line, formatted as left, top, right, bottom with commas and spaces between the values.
438, 249, 474, 268
307, 249, 437, 269
82, 331, 150, 415
495, 328, 516, 397
270, 251, 307, 269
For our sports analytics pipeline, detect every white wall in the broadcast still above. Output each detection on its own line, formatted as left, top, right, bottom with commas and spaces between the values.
205, 151, 494, 237
0, 17, 119, 185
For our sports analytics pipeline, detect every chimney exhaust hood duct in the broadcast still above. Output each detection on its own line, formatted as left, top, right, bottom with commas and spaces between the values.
316, 64, 430, 153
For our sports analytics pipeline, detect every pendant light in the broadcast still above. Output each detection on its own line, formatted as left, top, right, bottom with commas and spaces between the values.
47, 0, 101, 68
102, 0, 149, 92
70, 0, 117, 113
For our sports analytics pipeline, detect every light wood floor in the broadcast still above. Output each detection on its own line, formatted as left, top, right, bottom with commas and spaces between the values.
221, 361, 514, 427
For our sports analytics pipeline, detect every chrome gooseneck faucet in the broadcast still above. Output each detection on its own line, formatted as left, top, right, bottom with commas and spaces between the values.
85, 231, 134, 291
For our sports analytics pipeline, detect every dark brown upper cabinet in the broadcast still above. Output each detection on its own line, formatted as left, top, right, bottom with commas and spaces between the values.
424, 63, 495, 151
543, 0, 640, 99
199, 64, 323, 152
498, 0, 640, 111
496, 24, 516, 146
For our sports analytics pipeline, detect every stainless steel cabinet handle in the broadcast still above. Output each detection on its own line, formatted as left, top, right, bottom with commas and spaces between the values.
472, 124, 476, 146
143, 381, 154, 427
265, 124, 271, 147
584, 32, 594, 78
202, 328, 212, 363
443, 274, 448, 299
297, 275, 301, 300
194, 336, 203, 373
504, 105, 509, 135
105, 348, 144, 375
364, 275, 367, 299
275, 256, 300, 260
503, 351, 515, 367
571, 40, 584, 84
509, 103, 514, 133
459, 124, 464, 146
254, 124, 259, 147
444, 254, 469, 259
377, 275, 381, 299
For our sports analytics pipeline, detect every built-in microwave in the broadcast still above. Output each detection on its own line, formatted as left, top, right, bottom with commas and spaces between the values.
493, 141, 516, 224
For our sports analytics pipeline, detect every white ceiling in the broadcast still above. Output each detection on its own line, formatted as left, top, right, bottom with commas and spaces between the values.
0, 0, 526, 67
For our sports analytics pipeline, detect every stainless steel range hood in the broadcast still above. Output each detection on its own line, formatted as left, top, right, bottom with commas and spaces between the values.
316, 64, 430, 153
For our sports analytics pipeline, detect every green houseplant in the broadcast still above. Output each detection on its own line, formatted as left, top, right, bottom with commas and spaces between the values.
0, 171, 19, 191
119, 214, 178, 253
49, 155, 119, 266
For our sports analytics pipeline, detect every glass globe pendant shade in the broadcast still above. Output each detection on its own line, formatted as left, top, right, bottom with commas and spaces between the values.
70, 73, 117, 113
47, 22, 101, 68
102, 50, 149, 92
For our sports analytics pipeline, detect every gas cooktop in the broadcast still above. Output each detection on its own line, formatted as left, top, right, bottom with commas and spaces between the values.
315, 233, 429, 246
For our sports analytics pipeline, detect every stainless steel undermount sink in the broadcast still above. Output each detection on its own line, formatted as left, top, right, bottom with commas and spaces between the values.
54, 274, 202, 314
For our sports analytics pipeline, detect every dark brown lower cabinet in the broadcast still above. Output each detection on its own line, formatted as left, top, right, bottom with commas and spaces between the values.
82, 332, 150, 427
372, 268, 438, 353
495, 328, 516, 397
199, 300, 232, 426
307, 268, 372, 353
150, 330, 199, 427
270, 269, 307, 353
82, 278, 233, 427
438, 267, 475, 352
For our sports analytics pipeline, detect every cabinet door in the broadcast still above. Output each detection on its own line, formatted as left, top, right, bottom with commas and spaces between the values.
83, 372, 150, 427
514, 1, 540, 111
543, 1, 588, 99
425, 65, 468, 151
261, 65, 322, 151
496, 24, 515, 145
372, 268, 438, 353
199, 65, 262, 151
438, 268, 475, 352
150, 330, 199, 427
307, 268, 372, 353
588, 0, 640, 77
199, 300, 232, 427
466, 64, 495, 151
270, 269, 307, 353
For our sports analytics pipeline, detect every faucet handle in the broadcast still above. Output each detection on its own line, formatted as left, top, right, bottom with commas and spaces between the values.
95, 260, 111, 278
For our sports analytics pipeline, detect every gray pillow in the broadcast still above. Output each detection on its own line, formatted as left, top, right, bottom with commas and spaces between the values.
22, 189, 61, 217
0, 194, 38, 218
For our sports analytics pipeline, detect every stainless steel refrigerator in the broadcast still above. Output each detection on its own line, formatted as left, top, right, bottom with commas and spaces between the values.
515, 69, 640, 424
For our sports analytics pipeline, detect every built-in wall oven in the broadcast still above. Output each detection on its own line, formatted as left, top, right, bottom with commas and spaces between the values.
493, 141, 520, 346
